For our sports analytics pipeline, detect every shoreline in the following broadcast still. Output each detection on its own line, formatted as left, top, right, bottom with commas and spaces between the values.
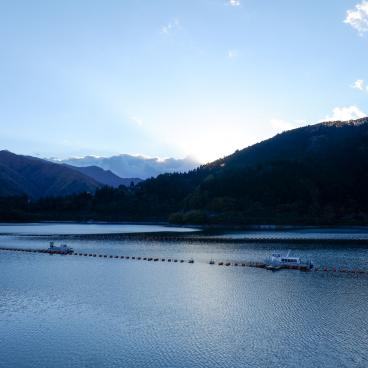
1, 220, 368, 231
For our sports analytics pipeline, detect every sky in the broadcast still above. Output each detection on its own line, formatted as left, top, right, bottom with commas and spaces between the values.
1, 0, 368, 163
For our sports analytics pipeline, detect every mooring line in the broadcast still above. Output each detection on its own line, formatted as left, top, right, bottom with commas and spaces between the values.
1, 246, 367, 274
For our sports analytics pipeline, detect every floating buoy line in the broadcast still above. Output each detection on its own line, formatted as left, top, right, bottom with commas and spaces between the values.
0, 246, 367, 275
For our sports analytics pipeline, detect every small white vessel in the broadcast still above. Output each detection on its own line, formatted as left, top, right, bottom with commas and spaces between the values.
48, 242, 74, 254
265, 250, 313, 271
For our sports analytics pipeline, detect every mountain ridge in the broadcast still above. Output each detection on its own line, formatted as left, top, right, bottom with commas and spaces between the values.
64, 164, 142, 188
2, 117, 368, 224
0, 150, 101, 198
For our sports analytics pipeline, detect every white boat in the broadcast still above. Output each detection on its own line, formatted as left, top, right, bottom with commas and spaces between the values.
48, 242, 74, 254
265, 250, 313, 271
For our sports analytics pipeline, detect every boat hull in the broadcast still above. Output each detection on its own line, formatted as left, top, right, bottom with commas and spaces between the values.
48, 250, 74, 255
265, 262, 313, 271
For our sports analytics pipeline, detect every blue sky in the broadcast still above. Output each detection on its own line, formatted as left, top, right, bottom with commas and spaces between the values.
1, 0, 368, 162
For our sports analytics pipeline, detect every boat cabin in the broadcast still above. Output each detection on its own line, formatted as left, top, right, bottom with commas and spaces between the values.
48, 242, 73, 254
270, 252, 301, 265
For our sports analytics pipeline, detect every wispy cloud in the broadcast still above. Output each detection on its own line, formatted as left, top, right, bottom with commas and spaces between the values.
129, 115, 143, 126
161, 18, 181, 35
227, 49, 239, 59
352, 79, 368, 93
227, 0, 240, 6
323, 106, 366, 121
344, 1, 368, 35
352, 79, 365, 90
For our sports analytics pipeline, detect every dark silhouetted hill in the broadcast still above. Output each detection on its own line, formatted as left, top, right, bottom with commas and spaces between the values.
172, 117, 368, 224
0, 150, 101, 198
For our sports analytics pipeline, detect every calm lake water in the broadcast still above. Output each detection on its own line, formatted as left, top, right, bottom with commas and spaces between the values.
1, 223, 367, 368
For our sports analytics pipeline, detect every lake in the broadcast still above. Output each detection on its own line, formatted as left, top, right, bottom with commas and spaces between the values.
0, 223, 367, 368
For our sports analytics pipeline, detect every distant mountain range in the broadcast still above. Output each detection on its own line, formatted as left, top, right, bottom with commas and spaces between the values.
54, 154, 199, 179
0, 151, 143, 198
63, 165, 141, 188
